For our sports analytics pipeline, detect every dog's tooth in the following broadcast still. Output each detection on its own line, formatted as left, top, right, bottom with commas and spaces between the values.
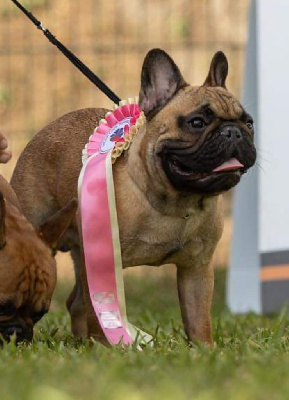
105, 112, 112, 118
100, 119, 107, 125
135, 95, 139, 104
119, 100, 127, 107
128, 97, 134, 104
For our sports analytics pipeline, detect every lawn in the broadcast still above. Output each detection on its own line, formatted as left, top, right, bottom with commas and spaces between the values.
1, 267, 289, 400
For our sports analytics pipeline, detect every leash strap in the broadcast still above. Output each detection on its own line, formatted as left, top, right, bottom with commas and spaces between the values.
9, 0, 121, 104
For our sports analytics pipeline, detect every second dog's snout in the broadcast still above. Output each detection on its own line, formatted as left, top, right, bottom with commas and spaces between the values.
0, 319, 33, 344
221, 126, 242, 141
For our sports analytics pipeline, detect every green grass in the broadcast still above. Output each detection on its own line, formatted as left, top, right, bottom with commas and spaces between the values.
1, 268, 289, 400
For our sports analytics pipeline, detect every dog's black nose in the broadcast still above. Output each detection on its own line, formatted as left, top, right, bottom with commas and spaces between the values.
0, 320, 33, 344
221, 126, 242, 141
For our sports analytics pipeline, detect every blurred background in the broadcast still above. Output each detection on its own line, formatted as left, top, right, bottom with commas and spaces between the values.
0, 0, 250, 276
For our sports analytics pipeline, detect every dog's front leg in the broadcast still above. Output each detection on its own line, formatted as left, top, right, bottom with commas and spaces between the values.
176, 264, 214, 345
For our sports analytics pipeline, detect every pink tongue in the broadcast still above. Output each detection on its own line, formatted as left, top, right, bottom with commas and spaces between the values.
213, 157, 244, 172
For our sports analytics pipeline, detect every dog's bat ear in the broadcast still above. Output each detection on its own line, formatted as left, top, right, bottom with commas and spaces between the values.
139, 48, 187, 116
38, 199, 78, 249
203, 51, 228, 88
0, 192, 6, 249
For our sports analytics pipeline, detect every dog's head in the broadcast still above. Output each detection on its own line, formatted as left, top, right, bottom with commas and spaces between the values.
138, 49, 256, 195
0, 196, 77, 344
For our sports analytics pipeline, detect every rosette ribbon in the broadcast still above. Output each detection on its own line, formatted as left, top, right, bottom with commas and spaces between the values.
78, 99, 151, 346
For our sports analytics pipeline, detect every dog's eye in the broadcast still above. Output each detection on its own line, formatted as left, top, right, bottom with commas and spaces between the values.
188, 117, 206, 129
246, 120, 254, 130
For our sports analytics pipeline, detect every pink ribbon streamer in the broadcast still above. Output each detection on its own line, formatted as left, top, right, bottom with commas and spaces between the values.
80, 151, 133, 345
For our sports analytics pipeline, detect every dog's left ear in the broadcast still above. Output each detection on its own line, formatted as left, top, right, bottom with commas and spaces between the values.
38, 199, 78, 249
139, 48, 187, 116
203, 51, 228, 88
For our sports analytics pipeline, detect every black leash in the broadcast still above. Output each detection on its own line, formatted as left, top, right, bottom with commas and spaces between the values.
10, 0, 121, 104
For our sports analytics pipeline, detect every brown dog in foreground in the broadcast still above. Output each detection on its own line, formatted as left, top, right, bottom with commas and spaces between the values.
11, 49, 256, 345
0, 137, 77, 343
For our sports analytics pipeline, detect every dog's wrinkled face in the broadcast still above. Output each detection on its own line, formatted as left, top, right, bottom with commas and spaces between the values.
0, 197, 77, 344
139, 49, 256, 195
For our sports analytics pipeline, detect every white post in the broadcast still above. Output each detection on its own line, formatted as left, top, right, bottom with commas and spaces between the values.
228, 0, 289, 314
227, 0, 261, 314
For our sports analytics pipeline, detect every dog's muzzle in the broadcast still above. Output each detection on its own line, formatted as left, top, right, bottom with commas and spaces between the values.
0, 319, 33, 344
159, 124, 256, 194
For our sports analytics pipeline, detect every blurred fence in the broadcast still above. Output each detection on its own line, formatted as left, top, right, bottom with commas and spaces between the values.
0, 0, 249, 145
0, 0, 250, 268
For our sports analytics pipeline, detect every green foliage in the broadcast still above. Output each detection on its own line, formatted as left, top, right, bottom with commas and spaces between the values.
1, 269, 289, 400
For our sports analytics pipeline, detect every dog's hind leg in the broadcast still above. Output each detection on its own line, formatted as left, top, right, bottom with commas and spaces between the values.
66, 246, 88, 338
68, 245, 110, 345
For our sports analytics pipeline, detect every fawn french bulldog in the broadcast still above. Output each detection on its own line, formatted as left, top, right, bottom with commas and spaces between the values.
11, 49, 256, 344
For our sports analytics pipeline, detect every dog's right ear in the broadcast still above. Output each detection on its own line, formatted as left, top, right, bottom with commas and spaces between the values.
139, 49, 187, 117
38, 199, 78, 249
203, 51, 228, 88
0, 192, 5, 249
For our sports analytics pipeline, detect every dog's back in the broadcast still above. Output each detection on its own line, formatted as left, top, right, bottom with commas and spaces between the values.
11, 107, 108, 227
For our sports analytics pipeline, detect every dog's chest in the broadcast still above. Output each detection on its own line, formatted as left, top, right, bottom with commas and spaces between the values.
120, 214, 203, 267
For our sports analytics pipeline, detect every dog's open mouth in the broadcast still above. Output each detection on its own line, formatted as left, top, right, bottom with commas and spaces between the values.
161, 152, 249, 194
169, 156, 246, 179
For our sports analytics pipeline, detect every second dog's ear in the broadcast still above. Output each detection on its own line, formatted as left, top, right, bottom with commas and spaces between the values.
0, 192, 6, 249
139, 49, 187, 117
38, 199, 78, 249
203, 51, 228, 88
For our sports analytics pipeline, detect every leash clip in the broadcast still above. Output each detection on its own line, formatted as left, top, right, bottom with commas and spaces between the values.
37, 21, 47, 33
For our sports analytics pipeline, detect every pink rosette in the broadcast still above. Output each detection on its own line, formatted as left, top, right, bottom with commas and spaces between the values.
82, 103, 141, 162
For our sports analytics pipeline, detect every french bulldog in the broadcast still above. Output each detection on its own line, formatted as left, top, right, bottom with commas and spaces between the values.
0, 135, 77, 343
11, 49, 256, 345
